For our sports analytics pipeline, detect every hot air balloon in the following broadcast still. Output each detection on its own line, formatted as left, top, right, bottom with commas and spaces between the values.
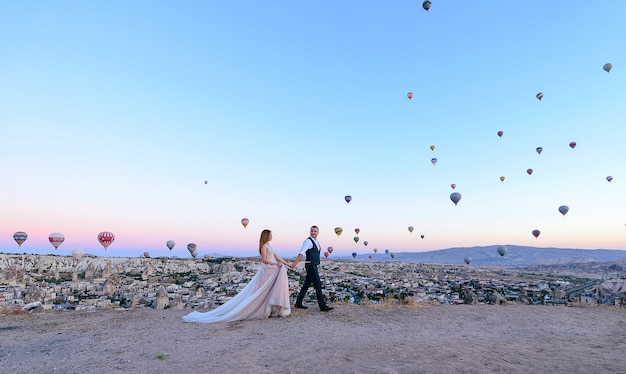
497, 246, 507, 257
420, 235, 425, 239
422, 0, 431, 11
464, 256, 472, 265
48, 232, 65, 250
384, 249, 390, 254
536, 147, 543, 155
327, 246, 334, 253
431, 158, 437, 166
143, 252, 150, 258
606, 176, 613, 182
166, 240, 175, 250
204, 180, 208, 185
430, 145, 435, 151
450, 183, 456, 189
408, 226, 414, 233
98, 232, 115, 250
603, 63, 612, 73
345, 195, 352, 204
497, 130, 503, 137
13, 231, 27, 247
373, 248, 378, 253
500, 176, 505, 182
368, 255, 372, 260
363, 241, 368, 246
569, 142, 576, 149
450, 192, 462, 205
334, 227, 343, 236
532, 229, 540, 238
558, 205, 569, 216
324, 251, 329, 258
352, 252, 357, 259
71, 248, 84, 261
536, 92, 544, 101
407, 92, 413, 100
353, 236, 359, 243
241, 218, 249, 228
187, 243, 197, 252
190, 250, 198, 259
390, 253, 396, 259
354, 228, 360, 235
527, 169, 533, 175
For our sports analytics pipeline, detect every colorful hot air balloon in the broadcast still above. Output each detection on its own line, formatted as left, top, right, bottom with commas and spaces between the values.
363, 241, 368, 246
143, 251, 150, 258
450, 192, 461, 205
353, 236, 359, 243
497, 246, 507, 257
384, 249, 390, 254
241, 218, 249, 228
373, 248, 378, 253
431, 158, 437, 166
558, 205, 569, 216
464, 256, 472, 265
327, 246, 334, 253
13, 231, 28, 247
422, 0, 431, 11
497, 130, 503, 137
527, 169, 533, 175
407, 92, 413, 100
354, 228, 360, 235
352, 252, 357, 259
450, 183, 456, 189
48, 232, 65, 250
532, 229, 540, 238
334, 227, 343, 236
569, 142, 577, 149
324, 251, 329, 258
71, 248, 84, 261
187, 243, 197, 252
603, 63, 612, 73
166, 240, 175, 250
408, 226, 414, 233
606, 176, 613, 182
345, 195, 352, 204
536, 92, 544, 101
500, 176, 505, 182
536, 147, 543, 155
98, 232, 115, 250
430, 145, 435, 151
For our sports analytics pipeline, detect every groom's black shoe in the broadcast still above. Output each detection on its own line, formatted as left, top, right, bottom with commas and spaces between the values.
320, 306, 333, 312
294, 303, 308, 309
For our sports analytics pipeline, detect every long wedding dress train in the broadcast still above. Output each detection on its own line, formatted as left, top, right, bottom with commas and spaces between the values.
182, 246, 291, 323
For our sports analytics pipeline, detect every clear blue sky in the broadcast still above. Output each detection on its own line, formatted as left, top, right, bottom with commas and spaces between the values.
2, 1, 625, 258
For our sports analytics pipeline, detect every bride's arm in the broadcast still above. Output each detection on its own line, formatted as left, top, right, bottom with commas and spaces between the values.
274, 253, 290, 267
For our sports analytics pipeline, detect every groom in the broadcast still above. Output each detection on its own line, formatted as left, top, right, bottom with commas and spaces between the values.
292, 225, 333, 312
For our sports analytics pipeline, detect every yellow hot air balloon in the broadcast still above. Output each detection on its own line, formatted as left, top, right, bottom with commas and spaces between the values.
430, 145, 435, 151
500, 176, 505, 182
334, 227, 343, 236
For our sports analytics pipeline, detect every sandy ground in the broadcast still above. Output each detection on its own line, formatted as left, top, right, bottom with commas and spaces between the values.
1, 303, 625, 374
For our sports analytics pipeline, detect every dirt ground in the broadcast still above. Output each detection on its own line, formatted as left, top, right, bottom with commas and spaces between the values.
1, 303, 625, 374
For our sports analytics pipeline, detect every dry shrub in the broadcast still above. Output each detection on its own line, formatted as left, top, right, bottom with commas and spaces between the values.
0, 305, 27, 316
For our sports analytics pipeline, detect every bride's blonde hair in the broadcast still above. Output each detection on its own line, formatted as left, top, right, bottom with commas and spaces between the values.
259, 229, 271, 255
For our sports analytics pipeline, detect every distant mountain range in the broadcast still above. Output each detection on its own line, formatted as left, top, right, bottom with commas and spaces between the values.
329, 245, 626, 266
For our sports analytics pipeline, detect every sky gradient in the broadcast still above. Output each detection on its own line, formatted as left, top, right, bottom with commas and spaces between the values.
2, 1, 625, 258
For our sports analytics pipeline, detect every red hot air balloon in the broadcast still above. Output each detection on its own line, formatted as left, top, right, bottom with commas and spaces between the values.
532, 229, 540, 238
407, 92, 413, 100
143, 252, 150, 258
48, 232, 65, 250
536, 92, 544, 101
497, 130, 503, 137
569, 142, 577, 149
354, 228, 360, 235
98, 232, 115, 250
324, 251, 329, 258
13, 231, 28, 247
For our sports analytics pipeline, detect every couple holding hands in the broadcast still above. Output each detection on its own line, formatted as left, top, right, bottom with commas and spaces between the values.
182, 225, 332, 324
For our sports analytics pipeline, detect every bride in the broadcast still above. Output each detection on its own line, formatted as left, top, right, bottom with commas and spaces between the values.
182, 229, 292, 323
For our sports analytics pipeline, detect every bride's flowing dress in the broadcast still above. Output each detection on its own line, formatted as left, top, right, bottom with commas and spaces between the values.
182, 245, 291, 323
